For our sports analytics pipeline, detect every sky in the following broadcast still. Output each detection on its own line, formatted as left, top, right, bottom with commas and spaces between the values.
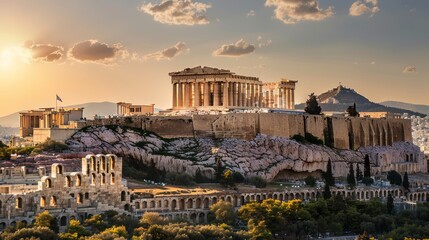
0, 0, 428, 117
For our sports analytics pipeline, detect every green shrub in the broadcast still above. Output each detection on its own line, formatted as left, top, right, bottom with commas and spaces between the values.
250, 176, 267, 188
233, 172, 245, 183
362, 177, 374, 186
305, 175, 317, 187
165, 172, 195, 186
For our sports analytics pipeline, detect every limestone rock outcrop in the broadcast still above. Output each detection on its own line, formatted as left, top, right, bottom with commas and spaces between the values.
66, 126, 427, 181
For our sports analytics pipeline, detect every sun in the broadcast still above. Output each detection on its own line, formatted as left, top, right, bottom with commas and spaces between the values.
0, 47, 30, 71
0, 49, 14, 69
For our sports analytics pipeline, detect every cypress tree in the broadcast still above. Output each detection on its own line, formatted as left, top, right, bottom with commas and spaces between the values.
324, 159, 335, 186
347, 163, 356, 188
323, 181, 332, 200
364, 155, 371, 178
304, 93, 322, 115
387, 193, 394, 214
403, 172, 410, 190
356, 164, 363, 181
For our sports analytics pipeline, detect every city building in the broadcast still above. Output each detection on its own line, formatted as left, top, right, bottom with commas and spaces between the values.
117, 102, 155, 116
360, 112, 402, 119
19, 108, 84, 143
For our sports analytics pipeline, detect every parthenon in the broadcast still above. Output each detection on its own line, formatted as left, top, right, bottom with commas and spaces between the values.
170, 66, 297, 110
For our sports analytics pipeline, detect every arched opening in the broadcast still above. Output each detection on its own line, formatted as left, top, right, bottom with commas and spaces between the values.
77, 193, 83, 204
196, 198, 201, 209
124, 204, 130, 211
187, 199, 193, 209
85, 192, 89, 199
203, 198, 209, 209
57, 165, 63, 174
212, 197, 217, 205
121, 191, 126, 201
179, 199, 185, 210
45, 179, 52, 188
91, 157, 96, 171
135, 202, 140, 209
50, 196, 57, 206
16, 197, 23, 209
190, 213, 197, 223
110, 173, 115, 184
110, 157, 115, 170
91, 173, 96, 185
60, 216, 67, 226
101, 157, 106, 171
65, 176, 71, 187
226, 196, 232, 203
198, 213, 205, 224
101, 173, 106, 185
150, 201, 155, 208
163, 200, 169, 209
40, 196, 46, 207
76, 175, 82, 187
171, 199, 177, 211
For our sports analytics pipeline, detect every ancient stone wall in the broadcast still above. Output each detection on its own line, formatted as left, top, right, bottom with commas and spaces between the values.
78, 113, 412, 150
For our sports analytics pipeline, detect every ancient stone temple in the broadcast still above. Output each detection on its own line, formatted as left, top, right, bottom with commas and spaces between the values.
170, 66, 298, 110
170, 66, 263, 109
262, 79, 297, 109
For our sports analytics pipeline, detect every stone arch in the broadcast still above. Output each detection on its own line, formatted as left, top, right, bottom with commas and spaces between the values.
100, 156, 106, 171
109, 156, 115, 170
121, 191, 126, 202
187, 199, 193, 209
45, 178, 52, 188
124, 204, 130, 211
50, 196, 57, 206
65, 176, 71, 187
150, 200, 155, 208
241, 195, 245, 205
179, 199, 185, 210
171, 199, 177, 211
40, 196, 46, 207
157, 200, 162, 208
77, 193, 83, 204
101, 173, 106, 185
256, 195, 261, 202
91, 173, 96, 185
91, 156, 96, 171
110, 173, 115, 184
273, 193, 278, 200
212, 197, 217, 205
190, 213, 197, 223
246, 195, 250, 203
57, 165, 63, 175
196, 198, 202, 209
0, 222, 5, 230
233, 195, 238, 207
142, 201, 147, 208
198, 212, 205, 224
226, 196, 232, 203
60, 216, 67, 226
203, 198, 209, 209
163, 200, 169, 209
76, 175, 82, 187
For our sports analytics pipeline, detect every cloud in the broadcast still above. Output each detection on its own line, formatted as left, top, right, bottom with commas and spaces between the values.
349, 0, 379, 16
213, 39, 256, 57
144, 42, 187, 61
402, 66, 417, 73
371, 61, 375, 65
23, 41, 64, 62
247, 10, 255, 17
68, 40, 129, 64
265, 0, 334, 24
139, 0, 211, 25
257, 36, 272, 48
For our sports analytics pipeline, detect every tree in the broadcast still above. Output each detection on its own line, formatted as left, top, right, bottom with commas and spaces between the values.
220, 169, 235, 188
304, 93, 322, 115
215, 157, 225, 182
346, 103, 360, 117
84, 214, 108, 233
347, 163, 356, 188
250, 176, 267, 188
0, 140, 6, 148
387, 193, 394, 214
323, 182, 331, 200
305, 175, 316, 187
248, 220, 273, 240
63, 219, 89, 238
34, 211, 59, 233
210, 200, 236, 225
356, 164, 363, 182
364, 155, 371, 178
140, 212, 166, 226
403, 172, 410, 190
387, 170, 402, 186
323, 159, 335, 186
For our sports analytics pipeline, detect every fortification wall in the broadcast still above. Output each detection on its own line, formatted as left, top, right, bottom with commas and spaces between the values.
142, 116, 194, 138
77, 113, 412, 150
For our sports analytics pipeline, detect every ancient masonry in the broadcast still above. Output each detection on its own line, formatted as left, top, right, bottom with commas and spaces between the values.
170, 66, 297, 110
78, 113, 412, 151
1, 154, 429, 229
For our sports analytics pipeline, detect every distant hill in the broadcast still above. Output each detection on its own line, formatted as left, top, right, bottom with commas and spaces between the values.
295, 85, 426, 117
380, 101, 429, 116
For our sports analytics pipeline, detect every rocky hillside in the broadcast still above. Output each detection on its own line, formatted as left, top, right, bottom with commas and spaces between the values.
66, 126, 425, 181
295, 85, 426, 117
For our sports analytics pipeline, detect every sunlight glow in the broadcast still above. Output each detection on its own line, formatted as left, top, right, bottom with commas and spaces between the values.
0, 46, 31, 71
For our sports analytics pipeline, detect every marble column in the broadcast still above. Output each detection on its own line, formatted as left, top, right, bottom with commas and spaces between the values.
291, 88, 295, 109
250, 84, 255, 107
204, 82, 210, 106
223, 82, 229, 107
282, 88, 287, 109
269, 89, 274, 108
237, 83, 242, 107
172, 83, 177, 108
213, 82, 220, 106
233, 83, 238, 106
184, 83, 190, 107
246, 83, 250, 107
194, 82, 200, 107
277, 88, 282, 108
178, 83, 183, 108
228, 82, 234, 107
